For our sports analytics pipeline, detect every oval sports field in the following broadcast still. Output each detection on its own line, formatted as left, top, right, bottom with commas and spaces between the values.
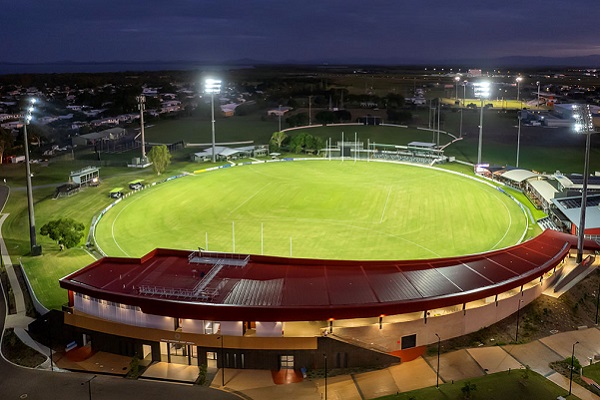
94, 160, 528, 260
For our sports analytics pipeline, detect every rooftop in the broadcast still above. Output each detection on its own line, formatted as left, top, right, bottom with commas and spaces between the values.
60, 230, 599, 322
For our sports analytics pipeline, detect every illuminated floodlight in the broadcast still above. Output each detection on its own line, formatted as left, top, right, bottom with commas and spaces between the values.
205, 78, 222, 94
572, 104, 594, 134
204, 78, 222, 163
473, 81, 490, 99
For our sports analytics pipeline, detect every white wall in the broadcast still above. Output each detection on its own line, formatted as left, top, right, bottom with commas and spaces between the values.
256, 321, 283, 337
220, 321, 243, 336
182, 319, 206, 334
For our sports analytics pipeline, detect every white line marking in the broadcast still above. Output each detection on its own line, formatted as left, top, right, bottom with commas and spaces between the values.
379, 186, 392, 224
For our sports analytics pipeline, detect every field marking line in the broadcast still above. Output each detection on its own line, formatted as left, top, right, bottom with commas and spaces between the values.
228, 182, 273, 216
379, 186, 392, 224
490, 194, 513, 250
107, 191, 152, 257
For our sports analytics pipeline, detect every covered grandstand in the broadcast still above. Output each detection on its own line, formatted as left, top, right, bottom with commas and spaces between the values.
59, 230, 600, 370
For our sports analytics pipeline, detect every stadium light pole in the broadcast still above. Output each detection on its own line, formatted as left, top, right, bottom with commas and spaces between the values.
569, 341, 579, 396
23, 98, 41, 256
573, 104, 596, 264
536, 81, 541, 107
474, 82, 490, 165
136, 95, 146, 160
515, 77, 523, 168
205, 78, 222, 163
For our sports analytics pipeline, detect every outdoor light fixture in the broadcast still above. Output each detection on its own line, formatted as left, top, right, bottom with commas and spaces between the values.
435, 333, 441, 388
204, 78, 222, 163
473, 81, 490, 164
515, 77, 524, 167
454, 75, 461, 100
136, 95, 146, 160
569, 341, 579, 395
572, 104, 596, 264
23, 98, 41, 256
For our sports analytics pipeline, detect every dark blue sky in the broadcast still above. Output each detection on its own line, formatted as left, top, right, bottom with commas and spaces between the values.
3, 0, 599, 64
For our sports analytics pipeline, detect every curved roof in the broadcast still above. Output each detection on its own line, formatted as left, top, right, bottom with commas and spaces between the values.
60, 230, 600, 322
501, 169, 538, 183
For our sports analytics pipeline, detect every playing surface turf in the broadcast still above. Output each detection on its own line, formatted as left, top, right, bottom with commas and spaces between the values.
94, 160, 528, 260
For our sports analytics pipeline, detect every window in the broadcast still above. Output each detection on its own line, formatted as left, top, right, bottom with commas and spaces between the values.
280, 355, 294, 369
401, 334, 417, 350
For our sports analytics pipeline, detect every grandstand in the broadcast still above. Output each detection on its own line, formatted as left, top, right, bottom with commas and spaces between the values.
59, 230, 600, 371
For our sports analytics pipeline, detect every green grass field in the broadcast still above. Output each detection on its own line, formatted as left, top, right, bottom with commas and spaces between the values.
376, 370, 579, 400
95, 160, 527, 260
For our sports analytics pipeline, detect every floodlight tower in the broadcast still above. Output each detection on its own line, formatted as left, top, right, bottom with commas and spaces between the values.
474, 82, 490, 164
136, 95, 146, 160
205, 78, 222, 163
516, 77, 523, 167
573, 104, 596, 263
23, 98, 41, 256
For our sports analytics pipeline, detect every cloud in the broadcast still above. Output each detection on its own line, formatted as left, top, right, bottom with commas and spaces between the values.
2, 0, 599, 63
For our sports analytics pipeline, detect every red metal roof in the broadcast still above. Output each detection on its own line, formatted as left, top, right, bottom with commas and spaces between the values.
60, 230, 600, 322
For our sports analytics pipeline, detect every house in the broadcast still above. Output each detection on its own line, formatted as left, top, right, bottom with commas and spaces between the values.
71, 127, 127, 146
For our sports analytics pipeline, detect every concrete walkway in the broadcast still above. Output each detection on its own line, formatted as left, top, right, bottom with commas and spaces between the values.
202, 327, 600, 399
0, 213, 56, 370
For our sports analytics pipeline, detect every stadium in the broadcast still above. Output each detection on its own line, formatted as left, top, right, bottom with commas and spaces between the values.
59, 158, 600, 371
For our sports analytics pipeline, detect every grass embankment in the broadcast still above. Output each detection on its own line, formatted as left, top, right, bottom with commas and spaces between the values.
376, 370, 580, 400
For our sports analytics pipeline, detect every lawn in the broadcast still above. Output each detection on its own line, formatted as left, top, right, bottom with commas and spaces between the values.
94, 160, 527, 260
376, 370, 580, 400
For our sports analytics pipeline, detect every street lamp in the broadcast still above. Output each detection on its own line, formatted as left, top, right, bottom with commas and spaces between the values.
573, 104, 596, 263
516, 77, 523, 168
82, 375, 97, 400
44, 318, 53, 371
278, 104, 282, 132
459, 80, 467, 138
435, 333, 441, 388
473, 82, 490, 164
136, 95, 146, 160
323, 353, 328, 400
23, 98, 41, 256
205, 78, 222, 163
569, 341, 579, 396
515, 298, 524, 342
536, 81, 541, 107
454, 76, 461, 100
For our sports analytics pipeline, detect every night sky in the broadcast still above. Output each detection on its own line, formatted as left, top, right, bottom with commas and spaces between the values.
3, 0, 600, 64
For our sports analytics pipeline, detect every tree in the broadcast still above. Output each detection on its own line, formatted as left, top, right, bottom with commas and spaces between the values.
40, 218, 85, 248
0, 127, 13, 164
147, 144, 171, 175
270, 131, 287, 151
461, 381, 477, 399
315, 110, 336, 124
